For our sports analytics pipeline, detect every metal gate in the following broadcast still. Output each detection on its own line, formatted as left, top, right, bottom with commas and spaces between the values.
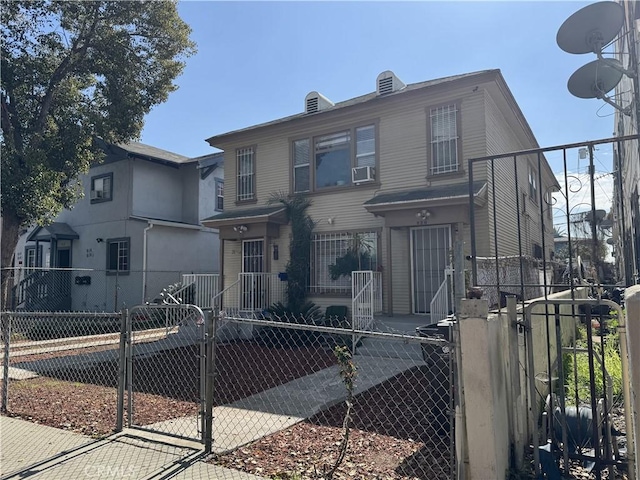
410, 226, 451, 314
466, 134, 638, 477
122, 304, 206, 442
523, 298, 632, 479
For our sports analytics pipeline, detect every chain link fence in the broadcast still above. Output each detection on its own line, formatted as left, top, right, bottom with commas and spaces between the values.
206, 312, 456, 480
1, 306, 456, 479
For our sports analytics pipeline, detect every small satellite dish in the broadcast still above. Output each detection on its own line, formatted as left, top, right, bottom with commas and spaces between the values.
557, 1, 624, 54
600, 218, 613, 230
568, 59, 624, 99
584, 209, 607, 223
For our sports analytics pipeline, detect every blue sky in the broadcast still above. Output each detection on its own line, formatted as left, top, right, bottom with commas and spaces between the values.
140, 1, 618, 182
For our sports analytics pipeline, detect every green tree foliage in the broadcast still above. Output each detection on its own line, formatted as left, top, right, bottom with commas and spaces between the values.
0, 1, 195, 306
268, 193, 315, 313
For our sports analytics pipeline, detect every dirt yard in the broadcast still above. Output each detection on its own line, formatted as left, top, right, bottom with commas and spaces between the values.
4, 341, 451, 479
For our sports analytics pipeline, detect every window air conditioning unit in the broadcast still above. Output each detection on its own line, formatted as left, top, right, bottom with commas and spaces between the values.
90, 190, 98, 200
352, 166, 375, 184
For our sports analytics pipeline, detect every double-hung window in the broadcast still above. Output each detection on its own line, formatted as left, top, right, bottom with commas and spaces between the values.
237, 147, 255, 202
293, 139, 310, 192
528, 165, 538, 203
293, 124, 376, 193
90, 173, 113, 203
215, 178, 224, 211
25, 246, 38, 271
107, 238, 129, 274
430, 105, 459, 174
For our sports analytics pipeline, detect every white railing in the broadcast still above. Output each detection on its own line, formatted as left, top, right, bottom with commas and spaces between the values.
212, 278, 241, 317
182, 273, 220, 307
238, 273, 285, 313
211, 273, 286, 316
429, 268, 453, 322
351, 271, 382, 332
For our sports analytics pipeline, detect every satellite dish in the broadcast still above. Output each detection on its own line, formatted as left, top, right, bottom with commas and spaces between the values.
557, 1, 624, 54
583, 209, 607, 223
568, 59, 624, 99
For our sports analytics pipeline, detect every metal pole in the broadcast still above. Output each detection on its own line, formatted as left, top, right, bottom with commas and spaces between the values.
204, 310, 217, 453
116, 308, 128, 432
1, 313, 11, 413
126, 306, 133, 427
525, 308, 540, 476
506, 296, 523, 469
588, 145, 601, 283
468, 160, 478, 286
553, 304, 570, 474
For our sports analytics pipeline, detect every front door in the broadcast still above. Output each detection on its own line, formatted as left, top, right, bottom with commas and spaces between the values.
241, 240, 264, 310
53, 239, 72, 310
411, 226, 451, 314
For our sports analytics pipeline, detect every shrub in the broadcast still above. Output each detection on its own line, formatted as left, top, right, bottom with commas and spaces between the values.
254, 301, 323, 348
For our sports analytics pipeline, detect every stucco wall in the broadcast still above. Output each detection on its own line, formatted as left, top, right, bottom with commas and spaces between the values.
625, 285, 640, 478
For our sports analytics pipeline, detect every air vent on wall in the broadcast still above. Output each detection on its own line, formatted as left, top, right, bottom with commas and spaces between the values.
376, 71, 406, 96
305, 91, 334, 114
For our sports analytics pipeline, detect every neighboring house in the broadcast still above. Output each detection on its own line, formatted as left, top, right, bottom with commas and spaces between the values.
202, 70, 557, 316
13, 141, 223, 312
613, 0, 640, 285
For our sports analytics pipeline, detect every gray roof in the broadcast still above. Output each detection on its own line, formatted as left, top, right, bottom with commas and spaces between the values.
364, 181, 487, 206
117, 142, 193, 165
207, 69, 499, 145
202, 205, 286, 223
194, 151, 224, 169
27, 223, 79, 241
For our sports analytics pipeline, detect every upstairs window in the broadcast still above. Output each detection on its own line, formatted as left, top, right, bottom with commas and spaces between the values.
315, 131, 351, 189
215, 178, 224, 211
293, 124, 377, 193
293, 139, 310, 193
90, 173, 113, 203
107, 237, 129, 274
237, 147, 255, 202
430, 104, 459, 174
528, 165, 538, 203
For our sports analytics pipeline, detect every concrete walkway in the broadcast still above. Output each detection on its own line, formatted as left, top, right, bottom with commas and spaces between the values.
145, 354, 421, 453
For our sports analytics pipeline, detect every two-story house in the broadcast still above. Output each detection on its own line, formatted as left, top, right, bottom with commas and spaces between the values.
14, 141, 223, 312
203, 70, 557, 317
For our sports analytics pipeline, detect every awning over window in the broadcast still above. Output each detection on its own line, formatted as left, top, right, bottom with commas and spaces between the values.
202, 206, 288, 239
364, 181, 487, 214
26, 223, 80, 242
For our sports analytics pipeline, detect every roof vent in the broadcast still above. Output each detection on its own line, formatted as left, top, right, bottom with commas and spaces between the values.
305, 91, 334, 114
376, 71, 406, 96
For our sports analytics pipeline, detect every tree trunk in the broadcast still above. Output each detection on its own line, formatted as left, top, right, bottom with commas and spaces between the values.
1, 210, 21, 310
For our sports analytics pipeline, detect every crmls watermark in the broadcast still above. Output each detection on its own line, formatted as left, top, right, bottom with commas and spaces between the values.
84, 464, 138, 478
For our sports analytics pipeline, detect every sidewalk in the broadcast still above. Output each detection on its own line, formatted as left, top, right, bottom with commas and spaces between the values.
0, 416, 266, 480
